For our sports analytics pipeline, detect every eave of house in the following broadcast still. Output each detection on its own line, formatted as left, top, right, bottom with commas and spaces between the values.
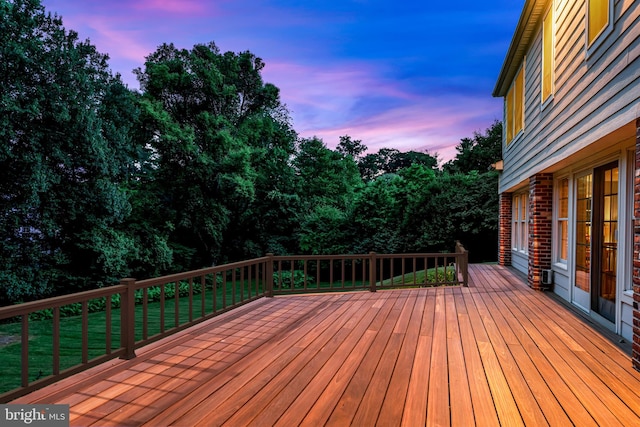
493, 0, 551, 97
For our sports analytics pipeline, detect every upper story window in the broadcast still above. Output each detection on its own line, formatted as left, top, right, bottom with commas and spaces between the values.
505, 65, 524, 145
588, 0, 610, 47
542, 6, 554, 103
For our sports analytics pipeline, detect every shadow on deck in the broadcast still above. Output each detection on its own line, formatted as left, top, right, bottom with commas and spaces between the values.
12, 264, 640, 426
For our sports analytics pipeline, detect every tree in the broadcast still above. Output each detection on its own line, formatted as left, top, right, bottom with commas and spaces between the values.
293, 137, 361, 211
358, 148, 438, 180
348, 174, 403, 254
443, 120, 502, 174
336, 135, 367, 160
134, 42, 294, 268
0, 0, 139, 302
293, 137, 361, 254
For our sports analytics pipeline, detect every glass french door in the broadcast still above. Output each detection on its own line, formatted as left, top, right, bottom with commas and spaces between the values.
591, 162, 618, 322
572, 163, 618, 322
573, 173, 592, 310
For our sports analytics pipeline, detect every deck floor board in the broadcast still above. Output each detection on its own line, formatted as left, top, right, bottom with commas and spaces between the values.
12, 264, 640, 426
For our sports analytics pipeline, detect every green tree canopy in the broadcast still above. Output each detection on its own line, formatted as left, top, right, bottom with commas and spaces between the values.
443, 120, 502, 174
133, 41, 296, 268
0, 0, 140, 302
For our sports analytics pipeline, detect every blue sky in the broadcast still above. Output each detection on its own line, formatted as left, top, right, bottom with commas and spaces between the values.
41, 0, 524, 161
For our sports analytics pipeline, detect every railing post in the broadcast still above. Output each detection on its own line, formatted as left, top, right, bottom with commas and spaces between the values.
369, 252, 377, 292
266, 253, 274, 297
462, 249, 469, 287
455, 241, 469, 287
120, 278, 137, 360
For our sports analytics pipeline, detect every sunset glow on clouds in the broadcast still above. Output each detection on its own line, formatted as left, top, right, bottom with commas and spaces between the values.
41, 0, 524, 161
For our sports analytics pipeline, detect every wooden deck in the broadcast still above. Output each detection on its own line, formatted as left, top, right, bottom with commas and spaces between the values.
12, 264, 640, 426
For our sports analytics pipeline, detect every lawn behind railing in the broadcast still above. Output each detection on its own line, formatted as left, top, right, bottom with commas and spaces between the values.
0, 248, 468, 402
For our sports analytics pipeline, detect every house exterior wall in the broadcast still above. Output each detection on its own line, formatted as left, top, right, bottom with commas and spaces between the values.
498, 0, 640, 194
495, 0, 640, 368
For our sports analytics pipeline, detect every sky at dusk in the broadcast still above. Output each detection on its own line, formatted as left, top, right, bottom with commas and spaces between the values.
40, 0, 524, 162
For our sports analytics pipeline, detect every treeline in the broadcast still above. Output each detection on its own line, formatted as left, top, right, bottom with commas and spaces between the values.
0, 0, 501, 305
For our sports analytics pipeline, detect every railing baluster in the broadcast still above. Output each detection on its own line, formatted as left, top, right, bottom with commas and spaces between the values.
143, 288, 148, 341
240, 267, 245, 302
213, 273, 218, 313
402, 257, 406, 284
53, 307, 60, 375
330, 258, 334, 289
21, 315, 28, 387
201, 276, 206, 317
82, 301, 88, 364
232, 269, 237, 305
160, 283, 165, 333
189, 277, 193, 323
303, 259, 308, 291
223, 271, 227, 309
174, 281, 179, 329
423, 256, 427, 286
106, 297, 111, 355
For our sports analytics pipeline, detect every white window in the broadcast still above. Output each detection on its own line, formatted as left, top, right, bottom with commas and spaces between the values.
556, 178, 569, 263
512, 192, 529, 253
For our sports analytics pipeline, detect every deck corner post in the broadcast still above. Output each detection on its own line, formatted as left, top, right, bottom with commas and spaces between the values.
455, 241, 469, 287
120, 278, 137, 360
463, 249, 469, 287
369, 252, 377, 292
266, 253, 274, 297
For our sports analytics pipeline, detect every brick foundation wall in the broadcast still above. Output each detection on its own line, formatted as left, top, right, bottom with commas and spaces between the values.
528, 173, 554, 290
633, 118, 640, 371
499, 193, 512, 266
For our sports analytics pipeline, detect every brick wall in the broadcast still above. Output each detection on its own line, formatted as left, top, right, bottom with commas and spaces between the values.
528, 173, 554, 290
633, 118, 640, 371
499, 193, 512, 266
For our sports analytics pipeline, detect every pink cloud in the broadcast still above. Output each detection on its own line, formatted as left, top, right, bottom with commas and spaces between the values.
132, 0, 211, 14
85, 18, 154, 62
262, 60, 501, 162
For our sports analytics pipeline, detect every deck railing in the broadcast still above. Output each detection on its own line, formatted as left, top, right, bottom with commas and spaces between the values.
0, 248, 467, 402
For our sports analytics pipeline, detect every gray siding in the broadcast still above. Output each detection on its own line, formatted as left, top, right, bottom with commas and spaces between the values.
500, 0, 640, 192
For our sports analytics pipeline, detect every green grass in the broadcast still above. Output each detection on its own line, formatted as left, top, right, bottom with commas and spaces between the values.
0, 280, 263, 395
378, 265, 457, 287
